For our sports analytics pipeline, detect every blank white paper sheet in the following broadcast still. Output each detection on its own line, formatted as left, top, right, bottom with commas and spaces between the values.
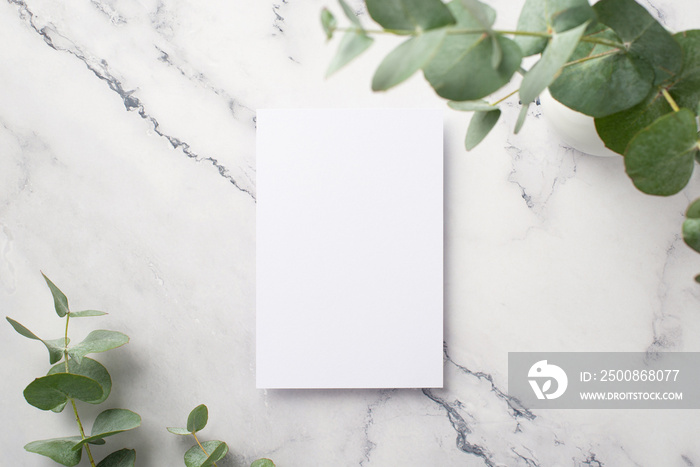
256, 108, 443, 389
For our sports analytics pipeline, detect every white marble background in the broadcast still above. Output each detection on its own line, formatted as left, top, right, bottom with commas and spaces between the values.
1, 0, 699, 465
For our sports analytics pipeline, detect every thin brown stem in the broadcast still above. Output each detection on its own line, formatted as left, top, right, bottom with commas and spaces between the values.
193, 432, 218, 467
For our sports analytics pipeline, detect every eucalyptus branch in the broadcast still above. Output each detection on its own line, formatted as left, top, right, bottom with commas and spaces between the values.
335, 25, 624, 49
7, 274, 139, 466
71, 400, 97, 467
493, 88, 519, 105
193, 432, 218, 467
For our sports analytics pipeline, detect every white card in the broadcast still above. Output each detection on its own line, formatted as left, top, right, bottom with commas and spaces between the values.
256, 109, 443, 389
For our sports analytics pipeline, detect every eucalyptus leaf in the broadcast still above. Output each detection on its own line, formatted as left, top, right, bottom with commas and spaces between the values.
6, 317, 69, 364
73, 409, 142, 450
24, 373, 103, 411
321, 8, 336, 40
423, 2, 522, 101
187, 404, 209, 433
448, 100, 497, 112
251, 459, 276, 467
520, 21, 588, 104
338, 0, 360, 28
167, 427, 192, 435
683, 198, 700, 253
551, 5, 597, 33
465, 109, 501, 150
68, 329, 130, 364
459, 0, 502, 68
69, 310, 108, 318
625, 109, 699, 196
514, 104, 529, 134
459, 0, 492, 29
48, 357, 112, 405
372, 28, 447, 91
184, 440, 229, 467
326, 31, 373, 77
685, 218, 700, 252
670, 30, 700, 112
25, 437, 82, 466
96, 449, 136, 467
514, 0, 593, 56
425, 34, 522, 101
687, 198, 700, 219
594, 0, 681, 85
365, 0, 455, 32
594, 88, 672, 154
42, 273, 70, 317
594, 31, 700, 153
549, 24, 654, 117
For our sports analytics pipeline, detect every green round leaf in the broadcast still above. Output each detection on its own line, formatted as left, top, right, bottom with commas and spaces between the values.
366, 0, 455, 32
184, 441, 229, 467
74, 409, 142, 450
686, 198, 700, 219
549, 25, 654, 117
670, 30, 700, 112
594, 0, 681, 85
25, 437, 82, 466
24, 373, 103, 411
424, 33, 522, 101
514, 0, 594, 56
187, 404, 209, 433
683, 199, 700, 253
594, 88, 673, 154
682, 218, 700, 253
595, 31, 700, 154
251, 459, 276, 467
326, 31, 373, 78
624, 109, 699, 196
48, 357, 112, 405
372, 28, 447, 91
97, 449, 136, 467
465, 109, 501, 150
423, 1, 521, 101
167, 427, 192, 436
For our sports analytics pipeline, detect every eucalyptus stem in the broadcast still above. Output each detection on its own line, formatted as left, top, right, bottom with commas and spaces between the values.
562, 49, 617, 68
493, 88, 518, 105
335, 26, 624, 49
63, 312, 70, 372
661, 88, 680, 112
193, 432, 218, 467
63, 312, 97, 467
71, 399, 97, 467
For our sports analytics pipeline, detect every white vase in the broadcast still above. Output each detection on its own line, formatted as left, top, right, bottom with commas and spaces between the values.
539, 88, 619, 157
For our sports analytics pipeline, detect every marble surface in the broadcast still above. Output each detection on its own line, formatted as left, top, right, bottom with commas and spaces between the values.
1, 0, 699, 465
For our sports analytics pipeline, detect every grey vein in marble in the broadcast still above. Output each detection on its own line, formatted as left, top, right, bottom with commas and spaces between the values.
7, 0, 256, 201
